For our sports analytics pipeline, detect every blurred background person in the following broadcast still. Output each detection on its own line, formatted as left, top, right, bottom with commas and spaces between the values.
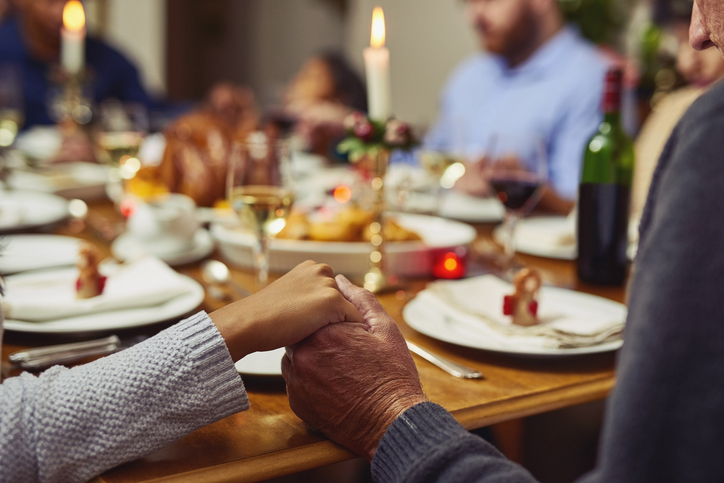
0, 0, 154, 129
430, 0, 609, 214
282, 51, 367, 159
631, 0, 724, 220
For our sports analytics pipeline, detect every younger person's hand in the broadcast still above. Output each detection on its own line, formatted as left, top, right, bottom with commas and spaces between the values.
209, 261, 364, 361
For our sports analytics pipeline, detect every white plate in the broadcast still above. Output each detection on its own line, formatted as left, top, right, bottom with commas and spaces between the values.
0, 190, 69, 233
0, 234, 81, 274
4, 274, 205, 334
9, 163, 111, 200
493, 216, 638, 261
112, 229, 215, 266
235, 348, 285, 376
403, 191, 505, 223
403, 283, 625, 357
211, 213, 477, 278
494, 216, 577, 260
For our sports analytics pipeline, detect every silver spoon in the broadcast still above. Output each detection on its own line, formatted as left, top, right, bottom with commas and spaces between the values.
201, 260, 251, 298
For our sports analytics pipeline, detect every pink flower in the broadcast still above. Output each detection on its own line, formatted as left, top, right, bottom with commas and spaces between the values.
384, 119, 410, 146
354, 119, 375, 142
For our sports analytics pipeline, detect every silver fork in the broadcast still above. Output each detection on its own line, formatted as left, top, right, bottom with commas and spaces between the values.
406, 340, 483, 379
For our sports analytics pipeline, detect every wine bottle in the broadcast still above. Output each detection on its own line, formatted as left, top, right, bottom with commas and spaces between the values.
577, 69, 635, 285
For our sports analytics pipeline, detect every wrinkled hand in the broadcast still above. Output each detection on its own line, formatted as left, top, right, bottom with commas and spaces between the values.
282, 275, 427, 461
209, 261, 364, 361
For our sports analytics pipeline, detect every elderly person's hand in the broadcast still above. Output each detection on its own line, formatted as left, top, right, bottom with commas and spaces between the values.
282, 275, 427, 461
209, 261, 364, 361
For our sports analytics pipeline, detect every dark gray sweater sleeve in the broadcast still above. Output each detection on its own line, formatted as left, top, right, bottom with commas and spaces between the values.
373, 83, 724, 483
580, 81, 724, 483
372, 402, 536, 483
0, 311, 249, 483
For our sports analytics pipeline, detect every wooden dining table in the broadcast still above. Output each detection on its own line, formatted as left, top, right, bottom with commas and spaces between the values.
1, 199, 625, 483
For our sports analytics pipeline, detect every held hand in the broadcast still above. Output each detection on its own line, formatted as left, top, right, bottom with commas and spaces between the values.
209, 261, 364, 361
282, 275, 427, 461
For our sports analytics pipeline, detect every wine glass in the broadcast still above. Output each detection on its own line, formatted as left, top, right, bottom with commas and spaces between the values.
0, 64, 24, 185
484, 132, 547, 279
94, 101, 148, 169
417, 150, 466, 216
227, 131, 294, 289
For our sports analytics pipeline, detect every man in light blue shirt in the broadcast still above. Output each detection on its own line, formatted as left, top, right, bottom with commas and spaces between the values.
426, 0, 608, 212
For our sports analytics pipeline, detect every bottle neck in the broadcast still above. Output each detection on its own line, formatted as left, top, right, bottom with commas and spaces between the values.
603, 111, 621, 126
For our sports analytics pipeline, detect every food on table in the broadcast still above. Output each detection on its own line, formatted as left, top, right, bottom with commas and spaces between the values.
503, 268, 542, 327
277, 206, 421, 243
75, 242, 107, 299
157, 84, 260, 207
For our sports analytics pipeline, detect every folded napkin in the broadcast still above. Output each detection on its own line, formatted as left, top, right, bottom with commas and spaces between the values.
424, 275, 625, 349
2, 257, 193, 322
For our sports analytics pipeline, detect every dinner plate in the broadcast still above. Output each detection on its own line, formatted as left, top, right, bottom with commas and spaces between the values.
403, 282, 625, 357
494, 216, 577, 260
235, 348, 285, 377
0, 234, 81, 274
493, 216, 638, 261
8, 163, 111, 201
3, 274, 205, 334
211, 212, 477, 278
112, 229, 215, 266
403, 191, 505, 223
0, 190, 69, 233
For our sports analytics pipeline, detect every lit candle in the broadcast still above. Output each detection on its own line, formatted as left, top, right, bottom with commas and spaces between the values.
61, 0, 86, 76
363, 7, 392, 121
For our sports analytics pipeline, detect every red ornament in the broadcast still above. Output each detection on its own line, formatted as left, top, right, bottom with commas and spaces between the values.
503, 295, 514, 316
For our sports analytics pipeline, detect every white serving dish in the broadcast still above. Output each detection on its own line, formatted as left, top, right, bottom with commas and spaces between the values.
211, 212, 477, 278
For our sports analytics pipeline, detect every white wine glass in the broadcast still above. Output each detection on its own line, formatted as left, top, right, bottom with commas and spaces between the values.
417, 150, 466, 216
227, 131, 294, 289
485, 132, 547, 279
0, 64, 24, 185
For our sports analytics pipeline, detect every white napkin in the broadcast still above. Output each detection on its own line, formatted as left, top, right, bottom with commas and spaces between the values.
2, 257, 193, 322
424, 275, 625, 349
0, 235, 81, 275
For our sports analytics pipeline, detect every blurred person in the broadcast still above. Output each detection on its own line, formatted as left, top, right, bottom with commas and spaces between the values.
0, 0, 154, 128
430, 0, 609, 214
0, 261, 365, 482
631, 0, 724, 218
282, 1, 724, 480
283, 51, 368, 159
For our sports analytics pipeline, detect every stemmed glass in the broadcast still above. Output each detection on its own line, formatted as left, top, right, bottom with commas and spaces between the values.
227, 131, 294, 289
485, 132, 547, 279
0, 64, 24, 186
417, 150, 466, 216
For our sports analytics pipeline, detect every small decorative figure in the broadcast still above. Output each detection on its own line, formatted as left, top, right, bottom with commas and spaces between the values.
76, 242, 107, 299
503, 268, 542, 327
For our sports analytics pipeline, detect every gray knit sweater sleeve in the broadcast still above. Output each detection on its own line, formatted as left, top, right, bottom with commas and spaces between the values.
0, 311, 250, 483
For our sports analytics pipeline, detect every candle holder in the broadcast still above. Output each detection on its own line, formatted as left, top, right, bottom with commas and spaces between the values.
337, 112, 418, 293
48, 67, 93, 126
362, 149, 393, 293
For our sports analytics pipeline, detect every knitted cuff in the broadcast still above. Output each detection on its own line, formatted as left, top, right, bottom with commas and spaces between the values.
169, 311, 250, 416
371, 402, 469, 483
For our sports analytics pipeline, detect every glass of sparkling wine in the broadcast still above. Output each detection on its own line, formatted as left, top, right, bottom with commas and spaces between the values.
418, 150, 466, 216
228, 131, 294, 289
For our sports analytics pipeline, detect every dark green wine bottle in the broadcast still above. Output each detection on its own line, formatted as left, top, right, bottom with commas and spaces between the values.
577, 69, 635, 285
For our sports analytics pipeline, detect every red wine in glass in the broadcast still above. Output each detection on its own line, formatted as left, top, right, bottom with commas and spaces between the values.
490, 178, 542, 212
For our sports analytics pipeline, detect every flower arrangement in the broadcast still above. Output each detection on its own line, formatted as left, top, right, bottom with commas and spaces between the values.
337, 112, 417, 162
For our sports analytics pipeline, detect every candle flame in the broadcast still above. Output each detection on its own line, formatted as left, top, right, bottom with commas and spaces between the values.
63, 0, 86, 32
370, 7, 386, 48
